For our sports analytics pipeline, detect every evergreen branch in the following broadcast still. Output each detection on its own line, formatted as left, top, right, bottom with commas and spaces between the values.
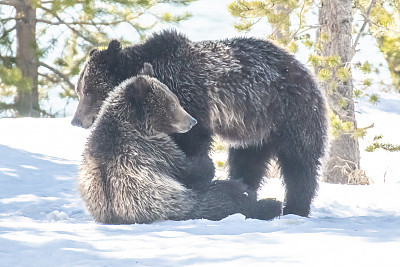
351, 0, 377, 60
291, 1, 307, 39
158, 0, 196, 6
269, 5, 297, 40
0, 54, 16, 63
40, 0, 86, 4
291, 0, 317, 39
0, 102, 15, 111
0, 24, 16, 37
39, 72, 57, 83
366, 141, 400, 152
358, 123, 374, 131
365, 16, 400, 36
291, 25, 320, 38
247, 17, 262, 29
39, 5, 98, 45
38, 106, 56, 118
38, 72, 72, 101
80, 19, 105, 43
39, 62, 75, 90
0, 54, 13, 59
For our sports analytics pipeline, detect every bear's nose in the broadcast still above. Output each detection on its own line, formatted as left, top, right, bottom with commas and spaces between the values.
190, 117, 197, 127
71, 117, 82, 127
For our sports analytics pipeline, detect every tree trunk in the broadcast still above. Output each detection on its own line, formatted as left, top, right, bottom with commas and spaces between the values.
318, 0, 360, 183
15, 0, 39, 117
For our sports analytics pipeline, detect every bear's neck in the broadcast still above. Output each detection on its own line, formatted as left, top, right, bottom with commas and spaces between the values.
89, 113, 185, 178
118, 46, 147, 79
118, 31, 189, 81
102, 107, 170, 141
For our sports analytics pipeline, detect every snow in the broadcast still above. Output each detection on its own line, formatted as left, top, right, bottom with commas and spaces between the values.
2, 0, 400, 265
1, 94, 400, 267
357, 91, 400, 184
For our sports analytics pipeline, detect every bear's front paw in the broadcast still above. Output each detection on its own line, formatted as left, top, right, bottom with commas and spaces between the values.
254, 198, 282, 220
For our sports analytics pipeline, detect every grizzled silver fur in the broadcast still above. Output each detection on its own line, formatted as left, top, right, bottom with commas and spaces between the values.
73, 30, 328, 217
79, 67, 282, 224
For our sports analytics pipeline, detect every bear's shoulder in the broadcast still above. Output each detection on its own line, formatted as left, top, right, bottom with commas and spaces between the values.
136, 30, 191, 57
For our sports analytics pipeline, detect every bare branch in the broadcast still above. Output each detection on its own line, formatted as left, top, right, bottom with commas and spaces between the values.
269, 5, 298, 41
351, 0, 377, 60
39, 62, 75, 90
0, 102, 15, 111
0, 17, 16, 23
0, 0, 18, 7
36, 18, 127, 26
0, 24, 16, 37
366, 16, 400, 36
39, 5, 98, 45
358, 123, 374, 131
39, 0, 86, 4
0, 54, 16, 63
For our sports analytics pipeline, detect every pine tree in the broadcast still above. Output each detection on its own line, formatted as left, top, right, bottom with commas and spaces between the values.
364, 0, 400, 92
317, 0, 360, 183
0, 0, 194, 117
229, 0, 399, 183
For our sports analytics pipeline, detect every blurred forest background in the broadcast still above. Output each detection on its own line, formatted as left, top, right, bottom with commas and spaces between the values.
1, 0, 399, 184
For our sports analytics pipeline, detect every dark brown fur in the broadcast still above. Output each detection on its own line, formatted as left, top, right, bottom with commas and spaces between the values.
73, 31, 328, 217
79, 67, 282, 224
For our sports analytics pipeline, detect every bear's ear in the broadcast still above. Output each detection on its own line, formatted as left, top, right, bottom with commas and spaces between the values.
132, 76, 150, 102
140, 62, 154, 77
89, 48, 99, 57
107, 40, 122, 53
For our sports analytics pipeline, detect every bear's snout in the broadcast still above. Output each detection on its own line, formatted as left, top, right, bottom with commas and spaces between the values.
71, 116, 82, 127
189, 117, 197, 128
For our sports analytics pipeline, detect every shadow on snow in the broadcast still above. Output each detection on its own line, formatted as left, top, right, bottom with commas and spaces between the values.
1, 145, 399, 266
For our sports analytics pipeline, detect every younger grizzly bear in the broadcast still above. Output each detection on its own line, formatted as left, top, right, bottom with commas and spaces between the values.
73, 30, 328, 217
78, 64, 282, 224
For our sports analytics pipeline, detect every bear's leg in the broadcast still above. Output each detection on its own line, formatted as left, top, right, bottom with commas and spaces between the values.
172, 124, 213, 156
277, 152, 319, 217
183, 155, 215, 189
172, 126, 215, 187
194, 180, 282, 221
228, 145, 273, 191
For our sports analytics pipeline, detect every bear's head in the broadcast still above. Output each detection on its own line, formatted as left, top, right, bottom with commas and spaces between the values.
72, 40, 123, 128
102, 63, 197, 135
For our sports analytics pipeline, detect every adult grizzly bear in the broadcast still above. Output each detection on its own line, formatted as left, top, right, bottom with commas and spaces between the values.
78, 64, 282, 224
73, 30, 328, 217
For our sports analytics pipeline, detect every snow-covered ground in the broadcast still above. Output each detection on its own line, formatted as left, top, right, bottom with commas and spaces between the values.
2, 0, 400, 266
1, 92, 400, 266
